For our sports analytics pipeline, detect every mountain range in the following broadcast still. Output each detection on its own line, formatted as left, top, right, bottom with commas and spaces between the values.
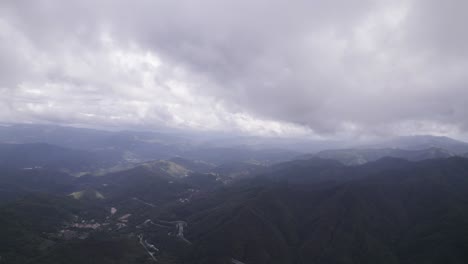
1, 124, 468, 263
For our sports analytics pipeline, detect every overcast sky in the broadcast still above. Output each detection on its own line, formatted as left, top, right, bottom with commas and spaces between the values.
1, 0, 467, 139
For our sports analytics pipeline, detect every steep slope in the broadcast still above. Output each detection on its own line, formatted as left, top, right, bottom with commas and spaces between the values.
0, 167, 76, 202
176, 157, 468, 264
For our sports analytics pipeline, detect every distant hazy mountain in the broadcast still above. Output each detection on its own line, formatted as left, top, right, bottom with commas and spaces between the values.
370, 135, 468, 154
0, 124, 300, 165
310, 147, 454, 165
294, 135, 468, 166
0, 143, 119, 172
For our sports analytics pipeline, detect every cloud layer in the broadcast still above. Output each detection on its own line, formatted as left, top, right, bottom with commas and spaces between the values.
1, 0, 467, 138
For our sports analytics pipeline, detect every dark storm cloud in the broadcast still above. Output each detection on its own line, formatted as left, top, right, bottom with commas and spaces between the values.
0, 0, 467, 137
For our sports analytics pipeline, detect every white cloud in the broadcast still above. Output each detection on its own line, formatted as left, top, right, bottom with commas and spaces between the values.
1, 0, 468, 139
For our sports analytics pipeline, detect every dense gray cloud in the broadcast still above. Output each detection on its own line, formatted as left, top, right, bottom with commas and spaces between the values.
0, 0, 467, 138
